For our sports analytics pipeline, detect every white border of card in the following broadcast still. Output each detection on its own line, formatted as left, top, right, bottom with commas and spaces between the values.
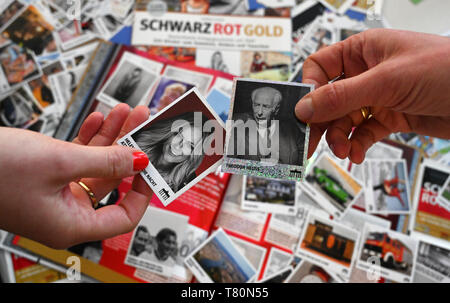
300, 152, 363, 219
184, 228, 257, 283
124, 206, 189, 277
97, 51, 163, 108
222, 78, 313, 182
296, 212, 360, 280
241, 175, 298, 215
363, 159, 411, 215
117, 87, 225, 206
437, 176, 450, 212
356, 223, 418, 283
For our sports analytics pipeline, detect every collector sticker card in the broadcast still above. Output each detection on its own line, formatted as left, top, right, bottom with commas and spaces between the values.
184, 228, 257, 283
125, 206, 189, 277
296, 212, 361, 280
410, 160, 450, 242
0, 43, 42, 93
241, 175, 298, 215
222, 78, 312, 182
301, 153, 363, 219
357, 223, 418, 283
118, 87, 226, 206
363, 159, 411, 215
97, 51, 163, 108
413, 237, 450, 283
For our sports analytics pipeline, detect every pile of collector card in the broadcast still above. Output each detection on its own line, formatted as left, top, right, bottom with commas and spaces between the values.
0, 0, 133, 135
0, 0, 449, 285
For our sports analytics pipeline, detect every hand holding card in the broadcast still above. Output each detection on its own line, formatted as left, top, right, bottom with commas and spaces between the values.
118, 88, 226, 206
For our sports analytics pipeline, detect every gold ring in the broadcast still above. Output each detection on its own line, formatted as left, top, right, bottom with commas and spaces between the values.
77, 181, 98, 209
361, 107, 372, 120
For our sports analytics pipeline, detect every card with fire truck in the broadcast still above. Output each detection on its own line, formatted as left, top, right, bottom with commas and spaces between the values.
357, 223, 419, 283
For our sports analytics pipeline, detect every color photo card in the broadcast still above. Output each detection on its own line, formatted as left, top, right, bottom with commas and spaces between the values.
222, 78, 312, 182
296, 212, 361, 280
0, 43, 42, 93
97, 51, 163, 108
356, 223, 418, 283
241, 175, 298, 215
125, 207, 189, 277
118, 87, 226, 206
162, 65, 214, 96
184, 228, 257, 283
363, 159, 411, 215
301, 152, 363, 219
409, 160, 450, 242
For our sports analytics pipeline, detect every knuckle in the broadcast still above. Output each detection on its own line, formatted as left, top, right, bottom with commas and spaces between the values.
324, 82, 346, 112
106, 147, 127, 178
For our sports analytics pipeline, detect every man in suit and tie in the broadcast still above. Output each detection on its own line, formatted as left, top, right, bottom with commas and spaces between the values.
228, 86, 306, 165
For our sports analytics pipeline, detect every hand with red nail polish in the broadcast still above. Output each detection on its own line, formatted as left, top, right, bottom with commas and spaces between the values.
295, 29, 450, 164
0, 104, 154, 249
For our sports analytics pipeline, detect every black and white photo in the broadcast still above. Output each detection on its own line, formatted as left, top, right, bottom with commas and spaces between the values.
0, 86, 42, 128
49, 65, 86, 115
414, 239, 450, 283
223, 78, 312, 181
195, 49, 241, 75
125, 207, 189, 277
118, 87, 225, 206
97, 51, 163, 108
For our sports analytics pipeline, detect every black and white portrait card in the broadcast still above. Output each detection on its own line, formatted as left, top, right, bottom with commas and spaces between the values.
125, 207, 189, 277
97, 51, 163, 108
222, 78, 313, 181
118, 87, 226, 206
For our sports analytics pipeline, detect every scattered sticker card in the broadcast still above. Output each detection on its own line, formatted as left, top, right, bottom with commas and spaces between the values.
184, 228, 257, 283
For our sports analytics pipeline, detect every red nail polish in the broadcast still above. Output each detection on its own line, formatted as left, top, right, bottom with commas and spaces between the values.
133, 152, 149, 171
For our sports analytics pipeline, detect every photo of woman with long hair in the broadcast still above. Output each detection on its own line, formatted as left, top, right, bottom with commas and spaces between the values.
210, 51, 229, 73
132, 111, 214, 192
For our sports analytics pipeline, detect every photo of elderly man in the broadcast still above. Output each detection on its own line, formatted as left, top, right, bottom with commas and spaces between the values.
228, 80, 310, 166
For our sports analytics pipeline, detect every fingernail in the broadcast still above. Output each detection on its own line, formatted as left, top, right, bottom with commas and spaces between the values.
295, 97, 313, 122
133, 152, 149, 171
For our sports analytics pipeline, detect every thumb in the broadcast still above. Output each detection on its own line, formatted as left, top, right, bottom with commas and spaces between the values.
295, 68, 386, 123
62, 144, 149, 181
